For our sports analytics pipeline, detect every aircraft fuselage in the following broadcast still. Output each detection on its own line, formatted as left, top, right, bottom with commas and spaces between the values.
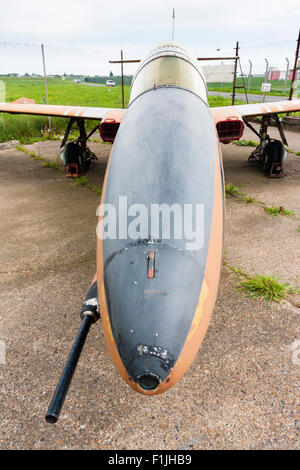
97, 43, 224, 394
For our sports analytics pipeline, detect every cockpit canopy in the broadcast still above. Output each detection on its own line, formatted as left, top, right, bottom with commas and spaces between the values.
129, 42, 208, 104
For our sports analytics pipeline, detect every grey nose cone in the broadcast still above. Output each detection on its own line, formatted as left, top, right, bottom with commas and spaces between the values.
128, 355, 171, 390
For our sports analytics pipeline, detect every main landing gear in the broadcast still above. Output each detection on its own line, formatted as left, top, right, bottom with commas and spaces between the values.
60, 118, 100, 177
244, 114, 288, 178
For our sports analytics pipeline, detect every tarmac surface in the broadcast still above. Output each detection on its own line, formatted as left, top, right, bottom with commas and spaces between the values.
207, 90, 286, 103
79, 84, 284, 103
0, 125, 299, 450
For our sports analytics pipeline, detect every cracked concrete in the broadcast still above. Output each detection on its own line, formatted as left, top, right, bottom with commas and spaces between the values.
0, 126, 299, 450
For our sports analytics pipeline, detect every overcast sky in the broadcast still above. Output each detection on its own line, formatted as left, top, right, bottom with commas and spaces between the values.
0, 0, 299, 75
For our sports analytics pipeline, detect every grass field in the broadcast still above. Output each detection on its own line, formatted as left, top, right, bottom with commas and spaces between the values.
0, 76, 129, 143
0, 76, 245, 143
207, 76, 294, 96
2, 76, 131, 107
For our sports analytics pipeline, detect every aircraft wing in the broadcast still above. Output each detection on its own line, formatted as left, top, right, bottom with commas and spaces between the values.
211, 99, 300, 120
210, 99, 300, 144
0, 101, 124, 120
1, 98, 299, 145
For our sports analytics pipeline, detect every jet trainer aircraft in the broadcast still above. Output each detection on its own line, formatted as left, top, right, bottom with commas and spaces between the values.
1, 42, 299, 423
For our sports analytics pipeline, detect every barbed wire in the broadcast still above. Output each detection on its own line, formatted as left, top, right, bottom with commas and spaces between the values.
0, 38, 297, 51
0, 40, 121, 55
0, 39, 297, 76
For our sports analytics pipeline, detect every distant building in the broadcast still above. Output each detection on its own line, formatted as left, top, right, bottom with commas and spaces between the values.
267, 66, 300, 81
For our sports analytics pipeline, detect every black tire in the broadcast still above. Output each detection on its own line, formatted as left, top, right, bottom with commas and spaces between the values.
263, 139, 283, 173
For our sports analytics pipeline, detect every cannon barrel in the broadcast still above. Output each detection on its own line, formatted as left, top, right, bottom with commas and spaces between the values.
45, 280, 99, 423
45, 315, 93, 423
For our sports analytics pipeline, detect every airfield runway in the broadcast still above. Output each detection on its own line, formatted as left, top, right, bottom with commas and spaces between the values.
207, 90, 287, 103
0, 126, 299, 450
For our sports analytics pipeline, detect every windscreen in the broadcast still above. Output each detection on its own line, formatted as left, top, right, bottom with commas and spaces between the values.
130, 56, 207, 103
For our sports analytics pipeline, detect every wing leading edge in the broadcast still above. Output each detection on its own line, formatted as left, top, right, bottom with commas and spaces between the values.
0, 98, 299, 145
211, 99, 300, 121
0, 102, 124, 120
210, 99, 300, 144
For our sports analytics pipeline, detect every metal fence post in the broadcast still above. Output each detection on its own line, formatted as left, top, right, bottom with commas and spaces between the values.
248, 59, 252, 90
264, 58, 269, 82
232, 41, 239, 105
121, 50, 124, 109
289, 29, 300, 101
41, 44, 51, 134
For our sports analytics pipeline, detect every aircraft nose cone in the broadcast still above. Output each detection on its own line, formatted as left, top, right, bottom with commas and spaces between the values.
127, 354, 172, 391
137, 373, 160, 391
102, 242, 204, 394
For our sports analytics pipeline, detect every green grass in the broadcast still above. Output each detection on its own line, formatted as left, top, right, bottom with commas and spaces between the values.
0, 113, 72, 144
207, 77, 295, 97
225, 182, 241, 198
71, 175, 89, 187
16, 145, 102, 194
72, 176, 102, 196
225, 261, 299, 303
283, 146, 300, 155
233, 139, 259, 147
42, 156, 60, 169
207, 95, 244, 107
223, 182, 298, 218
236, 274, 299, 303
0, 76, 245, 143
264, 206, 296, 217
16, 145, 42, 160
16, 145, 63, 170
232, 140, 300, 155
244, 195, 257, 204
227, 265, 249, 278
0, 76, 130, 143
2, 76, 130, 108
224, 180, 264, 205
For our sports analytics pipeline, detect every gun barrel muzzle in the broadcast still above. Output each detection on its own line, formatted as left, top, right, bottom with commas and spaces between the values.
45, 315, 93, 423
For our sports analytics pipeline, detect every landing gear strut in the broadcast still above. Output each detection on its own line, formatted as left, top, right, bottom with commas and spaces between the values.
244, 114, 288, 178
60, 118, 100, 177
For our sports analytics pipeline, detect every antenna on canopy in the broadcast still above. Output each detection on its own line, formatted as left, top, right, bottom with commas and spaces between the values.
172, 8, 175, 41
